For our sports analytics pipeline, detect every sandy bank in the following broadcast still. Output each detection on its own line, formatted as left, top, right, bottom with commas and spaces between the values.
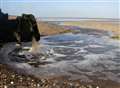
64, 20, 120, 35
37, 21, 74, 36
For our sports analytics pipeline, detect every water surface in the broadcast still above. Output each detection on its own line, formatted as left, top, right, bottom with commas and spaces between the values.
0, 30, 120, 84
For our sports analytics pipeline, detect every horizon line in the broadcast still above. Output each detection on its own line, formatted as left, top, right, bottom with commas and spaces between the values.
9, 15, 120, 20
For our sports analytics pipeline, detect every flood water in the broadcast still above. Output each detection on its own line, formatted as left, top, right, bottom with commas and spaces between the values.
0, 29, 120, 85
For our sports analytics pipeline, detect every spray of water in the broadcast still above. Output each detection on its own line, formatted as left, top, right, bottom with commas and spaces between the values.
28, 36, 39, 54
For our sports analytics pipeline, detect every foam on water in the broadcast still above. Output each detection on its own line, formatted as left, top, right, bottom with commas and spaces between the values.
0, 32, 120, 83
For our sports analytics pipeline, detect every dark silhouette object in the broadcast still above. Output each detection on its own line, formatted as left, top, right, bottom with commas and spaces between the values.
0, 9, 40, 44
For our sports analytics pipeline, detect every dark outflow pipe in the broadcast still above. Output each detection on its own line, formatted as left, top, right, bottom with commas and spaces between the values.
0, 9, 40, 43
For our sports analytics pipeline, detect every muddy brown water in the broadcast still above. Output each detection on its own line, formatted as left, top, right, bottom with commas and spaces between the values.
0, 30, 120, 87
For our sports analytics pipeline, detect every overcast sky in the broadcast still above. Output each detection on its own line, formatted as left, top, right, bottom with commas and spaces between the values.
0, 0, 119, 18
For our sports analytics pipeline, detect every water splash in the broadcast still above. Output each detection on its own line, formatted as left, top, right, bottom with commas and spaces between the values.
29, 37, 41, 54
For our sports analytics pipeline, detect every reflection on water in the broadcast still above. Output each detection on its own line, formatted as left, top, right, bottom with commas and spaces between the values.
0, 31, 120, 84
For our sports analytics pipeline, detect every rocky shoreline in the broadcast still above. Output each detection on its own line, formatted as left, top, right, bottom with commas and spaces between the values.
0, 64, 96, 88
1, 64, 120, 88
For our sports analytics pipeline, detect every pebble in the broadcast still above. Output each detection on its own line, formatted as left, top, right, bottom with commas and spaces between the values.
10, 81, 14, 84
4, 85, 7, 88
11, 75, 15, 78
96, 86, 99, 88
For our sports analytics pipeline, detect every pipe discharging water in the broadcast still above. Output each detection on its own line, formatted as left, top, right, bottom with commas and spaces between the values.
29, 37, 41, 54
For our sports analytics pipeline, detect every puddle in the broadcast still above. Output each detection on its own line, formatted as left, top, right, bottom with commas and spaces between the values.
0, 31, 120, 84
